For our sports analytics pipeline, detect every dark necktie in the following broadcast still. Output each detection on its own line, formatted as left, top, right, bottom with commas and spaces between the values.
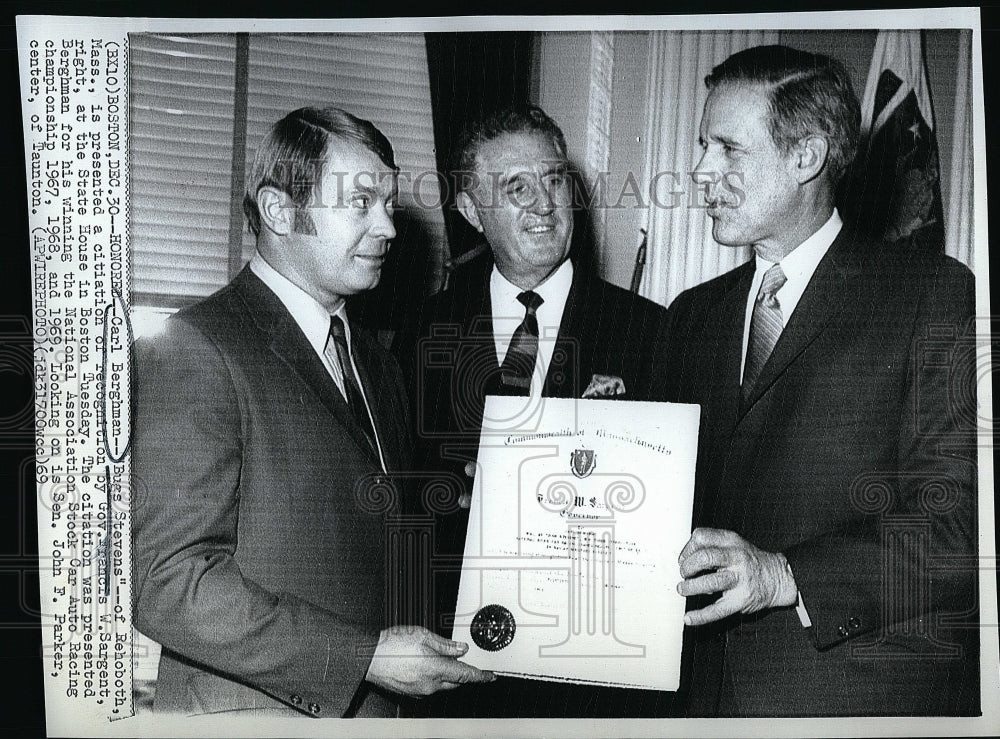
742, 263, 787, 403
499, 290, 544, 396
328, 315, 378, 456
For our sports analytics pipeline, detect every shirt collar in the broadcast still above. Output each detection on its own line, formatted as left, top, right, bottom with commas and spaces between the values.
249, 252, 349, 354
490, 259, 574, 317
754, 209, 843, 279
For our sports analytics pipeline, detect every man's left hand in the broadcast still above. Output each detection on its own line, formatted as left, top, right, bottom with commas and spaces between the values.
677, 527, 798, 626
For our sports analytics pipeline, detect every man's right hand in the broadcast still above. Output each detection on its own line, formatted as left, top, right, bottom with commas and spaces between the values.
365, 625, 495, 697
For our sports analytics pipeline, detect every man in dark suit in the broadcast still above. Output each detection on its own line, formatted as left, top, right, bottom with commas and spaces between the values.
663, 46, 979, 716
132, 107, 493, 718
400, 105, 672, 717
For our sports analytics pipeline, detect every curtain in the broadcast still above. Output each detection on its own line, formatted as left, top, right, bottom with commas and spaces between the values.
945, 30, 974, 269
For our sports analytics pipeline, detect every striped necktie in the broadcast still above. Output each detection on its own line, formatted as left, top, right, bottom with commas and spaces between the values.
742, 263, 787, 403
499, 290, 544, 396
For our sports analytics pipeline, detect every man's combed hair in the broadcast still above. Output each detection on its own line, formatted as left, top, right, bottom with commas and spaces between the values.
243, 106, 396, 237
453, 104, 568, 191
706, 45, 861, 182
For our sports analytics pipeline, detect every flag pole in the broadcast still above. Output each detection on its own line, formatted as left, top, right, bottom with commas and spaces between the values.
629, 228, 648, 294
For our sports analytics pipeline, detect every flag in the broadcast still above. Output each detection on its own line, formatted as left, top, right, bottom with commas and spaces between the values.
841, 30, 944, 252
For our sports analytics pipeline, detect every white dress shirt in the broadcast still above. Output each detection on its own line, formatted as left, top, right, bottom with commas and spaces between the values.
738, 210, 843, 628
490, 259, 574, 397
249, 252, 386, 470
740, 210, 843, 381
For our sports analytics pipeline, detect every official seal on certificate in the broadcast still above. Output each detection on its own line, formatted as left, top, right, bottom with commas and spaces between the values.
470, 604, 517, 652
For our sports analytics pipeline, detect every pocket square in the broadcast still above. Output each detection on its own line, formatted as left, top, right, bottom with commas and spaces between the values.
582, 374, 626, 398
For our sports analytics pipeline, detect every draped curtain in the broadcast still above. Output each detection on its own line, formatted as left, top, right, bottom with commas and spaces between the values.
945, 30, 974, 269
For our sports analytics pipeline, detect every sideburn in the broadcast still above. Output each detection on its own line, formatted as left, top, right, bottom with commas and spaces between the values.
293, 208, 317, 236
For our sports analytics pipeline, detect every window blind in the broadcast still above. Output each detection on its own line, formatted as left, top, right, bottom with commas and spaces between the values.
129, 34, 238, 302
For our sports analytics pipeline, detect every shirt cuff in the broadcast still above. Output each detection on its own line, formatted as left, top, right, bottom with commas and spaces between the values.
795, 591, 812, 627
784, 557, 811, 627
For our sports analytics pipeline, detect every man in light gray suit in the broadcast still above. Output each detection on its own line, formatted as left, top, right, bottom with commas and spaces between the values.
132, 106, 493, 717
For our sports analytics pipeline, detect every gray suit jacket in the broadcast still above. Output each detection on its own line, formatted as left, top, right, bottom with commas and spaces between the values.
132, 267, 412, 717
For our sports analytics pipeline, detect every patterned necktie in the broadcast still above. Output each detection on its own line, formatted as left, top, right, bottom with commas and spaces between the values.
499, 290, 544, 396
327, 315, 378, 455
742, 263, 787, 402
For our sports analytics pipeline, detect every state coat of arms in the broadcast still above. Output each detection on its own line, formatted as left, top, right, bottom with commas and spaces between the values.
570, 448, 596, 478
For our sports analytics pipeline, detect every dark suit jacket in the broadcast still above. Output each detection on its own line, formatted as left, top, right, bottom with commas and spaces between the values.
397, 255, 675, 717
657, 226, 979, 716
404, 254, 669, 449
132, 267, 412, 717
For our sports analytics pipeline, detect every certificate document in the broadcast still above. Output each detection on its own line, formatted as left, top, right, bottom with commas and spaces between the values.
452, 396, 699, 691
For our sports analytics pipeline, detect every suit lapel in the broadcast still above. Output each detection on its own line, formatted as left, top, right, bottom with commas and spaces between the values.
691, 265, 751, 526
739, 230, 858, 415
465, 262, 502, 394
543, 268, 590, 398
352, 332, 399, 470
234, 268, 382, 466
712, 265, 754, 430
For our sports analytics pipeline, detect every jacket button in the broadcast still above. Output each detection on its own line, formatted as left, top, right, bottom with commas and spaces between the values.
290, 694, 302, 705
309, 703, 321, 714
837, 624, 849, 637
848, 617, 861, 630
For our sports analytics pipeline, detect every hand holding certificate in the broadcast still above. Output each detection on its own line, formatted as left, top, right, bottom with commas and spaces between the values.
452, 396, 699, 691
